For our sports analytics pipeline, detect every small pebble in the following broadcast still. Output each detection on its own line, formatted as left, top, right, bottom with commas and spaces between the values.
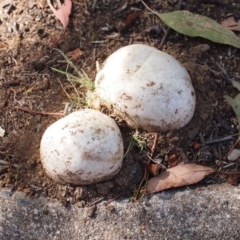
200, 113, 209, 121
33, 209, 38, 215
228, 149, 240, 161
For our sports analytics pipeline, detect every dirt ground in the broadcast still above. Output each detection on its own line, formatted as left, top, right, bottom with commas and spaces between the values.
0, 0, 240, 207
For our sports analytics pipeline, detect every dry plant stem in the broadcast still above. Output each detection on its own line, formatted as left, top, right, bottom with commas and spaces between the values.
150, 133, 159, 158
53, 30, 66, 47
141, 0, 183, 49
160, 0, 183, 49
89, 197, 105, 207
205, 135, 233, 145
137, 133, 158, 199
1, 90, 12, 108
11, 106, 66, 117
159, 28, 171, 49
217, 170, 240, 175
104, 191, 125, 206
114, 1, 128, 14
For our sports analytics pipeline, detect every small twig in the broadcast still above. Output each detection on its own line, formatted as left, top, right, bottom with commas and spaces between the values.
10, 106, 66, 117
216, 62, 230, 78
198, 132, 206, 147
223, 163, 235, 169
1, 90, 12, 108
218, 170, 240, 175
2, 79, 22, 87
141, 1, 158, 14
114, 1, 128, 14
205, 136, 233, 145
150, 133, 158, 157
159, 28, 171, 49
104, 191, 125, 206
52, 30, 66, 47
159, 0, 183, 49
89, 197, 105, 207
208, 68, 234, 82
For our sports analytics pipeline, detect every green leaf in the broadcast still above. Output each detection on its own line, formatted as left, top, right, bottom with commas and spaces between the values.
232, 80, 240, 92
225, 94, 240, 125
157, 10, 240, 49
224, 81, 240, 126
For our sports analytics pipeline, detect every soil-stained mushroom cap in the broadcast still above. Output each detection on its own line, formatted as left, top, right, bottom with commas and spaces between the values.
40, 109, 124, 185
93, 44, 196, 132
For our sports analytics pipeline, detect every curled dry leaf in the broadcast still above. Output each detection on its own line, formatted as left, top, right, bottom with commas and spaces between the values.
228, 174, 239, 185
168, 154, 178, 167
221, 16, 240, 32
146, 163, 215, 194
193, 142, 202, 151
47, 0, 72, 30
142, 163, 161, 176
66, 48, 83, 61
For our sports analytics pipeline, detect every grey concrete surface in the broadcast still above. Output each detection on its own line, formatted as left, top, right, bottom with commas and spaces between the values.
0, 184, 240, 240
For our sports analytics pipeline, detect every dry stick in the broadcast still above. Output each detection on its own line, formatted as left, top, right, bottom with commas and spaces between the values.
89, 197, 105, 207
136, 133, 159, 199
11, 106, 66, 117
205, 136, 233, 145
104, 191, 125, 206
150, 133, 159, 158
1, 90, 12, 108
160, 0, 183, 49
53, 30, 66, 47
141, 0, 183, 49
217, 170, 240, 175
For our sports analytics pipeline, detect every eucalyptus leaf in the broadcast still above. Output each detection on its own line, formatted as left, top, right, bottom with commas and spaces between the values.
225, 94, 240, 125
232, 80, 240, 92
224, 81, 240, 126
157, 10, 240, 49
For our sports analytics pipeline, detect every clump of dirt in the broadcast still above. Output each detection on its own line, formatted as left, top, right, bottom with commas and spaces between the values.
0, 0, 239, 207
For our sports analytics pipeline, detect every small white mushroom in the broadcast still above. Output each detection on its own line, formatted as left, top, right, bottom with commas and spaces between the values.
40, 109, 124, 185
92, 44, 196, 132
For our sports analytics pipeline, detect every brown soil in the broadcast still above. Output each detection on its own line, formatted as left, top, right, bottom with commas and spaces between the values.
0, 0, 240, 207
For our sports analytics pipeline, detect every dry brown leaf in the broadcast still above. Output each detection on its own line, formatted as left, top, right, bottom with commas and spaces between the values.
228, 174, 239, 185
143, 163, 161, 176
47, 0, 72, 30
168, 154, 178, 167
189, 44, 210, 55
146, 163, 215, 194
221, 16, 240, 32
66, 48, 83, 61
193, 142, 202, 151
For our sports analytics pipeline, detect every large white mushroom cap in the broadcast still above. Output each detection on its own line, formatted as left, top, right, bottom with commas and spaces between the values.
40, 109, 123, 185
93, 44, 196, 132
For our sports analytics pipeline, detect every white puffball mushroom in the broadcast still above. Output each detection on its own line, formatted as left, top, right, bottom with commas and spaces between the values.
40, 109, 123, 185
92, 44, 196, 132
